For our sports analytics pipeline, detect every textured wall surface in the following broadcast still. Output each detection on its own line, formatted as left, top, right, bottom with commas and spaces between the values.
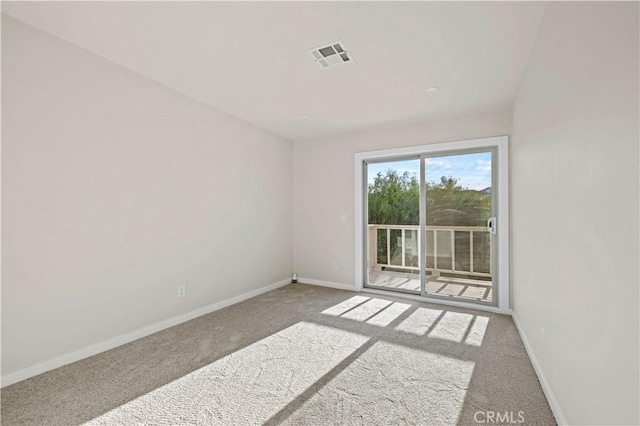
2, 15, 293, 375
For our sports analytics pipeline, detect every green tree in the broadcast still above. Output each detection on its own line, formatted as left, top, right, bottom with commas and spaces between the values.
425, 176, 491, 226
367, 170, 419, 225
368, 171, 490, 226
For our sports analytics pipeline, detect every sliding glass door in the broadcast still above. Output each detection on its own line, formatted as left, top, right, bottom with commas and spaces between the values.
422, 150, 495, 304
365, 157, 421, 294
363, 147, 498, 306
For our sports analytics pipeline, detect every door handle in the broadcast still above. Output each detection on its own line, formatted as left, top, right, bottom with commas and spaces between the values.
487, 217, 497, 234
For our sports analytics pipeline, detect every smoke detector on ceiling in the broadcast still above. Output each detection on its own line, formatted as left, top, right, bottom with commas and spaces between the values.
308, 40, 353, 69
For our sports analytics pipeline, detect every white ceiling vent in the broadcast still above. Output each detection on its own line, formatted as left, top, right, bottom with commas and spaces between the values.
308, 40, 352, 69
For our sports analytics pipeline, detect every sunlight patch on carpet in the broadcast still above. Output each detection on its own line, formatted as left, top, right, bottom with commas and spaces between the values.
322, 296, 411, 327
284, 340, 475, 424
321, 295, 370, 316
84, 322, 368, 425
429, 312, 474, 343
396, 308, 489, 346
395, 307, 443, 335
463, 315, 489, 346
365, 301, 411, 327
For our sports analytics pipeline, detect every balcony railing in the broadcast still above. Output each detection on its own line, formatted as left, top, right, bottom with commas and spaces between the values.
367, 224, 492, 278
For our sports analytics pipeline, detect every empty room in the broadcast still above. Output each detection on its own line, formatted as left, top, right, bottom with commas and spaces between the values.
1, 1, 638, 425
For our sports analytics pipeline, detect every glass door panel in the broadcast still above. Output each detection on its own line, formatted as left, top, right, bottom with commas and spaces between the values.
365, 157, 420, 294
423, 150, 495, 303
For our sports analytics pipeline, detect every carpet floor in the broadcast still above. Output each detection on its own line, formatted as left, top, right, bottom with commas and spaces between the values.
0, 284, 555, 425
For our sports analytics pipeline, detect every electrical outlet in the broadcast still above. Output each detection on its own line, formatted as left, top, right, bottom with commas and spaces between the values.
331, 262, 339, 271
340, 213, 347, 223
178, 285, 186, 298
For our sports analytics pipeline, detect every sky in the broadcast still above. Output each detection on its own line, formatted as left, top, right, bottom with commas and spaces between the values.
367, 151, 492, 190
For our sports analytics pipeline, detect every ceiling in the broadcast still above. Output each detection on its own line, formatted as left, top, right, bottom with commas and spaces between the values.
2, 2, 547, 142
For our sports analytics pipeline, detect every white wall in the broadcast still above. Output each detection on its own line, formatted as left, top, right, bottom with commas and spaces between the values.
511, 3, 639, 425
1, 15, 293, 377
293, 109, 511, 288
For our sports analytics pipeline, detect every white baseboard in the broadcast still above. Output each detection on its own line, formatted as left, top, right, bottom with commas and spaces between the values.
511, 312, 567, 425
298, 278, 355, 292
1, 278, 291, 388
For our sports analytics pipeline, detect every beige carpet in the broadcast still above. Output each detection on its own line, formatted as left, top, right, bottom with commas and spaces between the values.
0, 284, 555, 425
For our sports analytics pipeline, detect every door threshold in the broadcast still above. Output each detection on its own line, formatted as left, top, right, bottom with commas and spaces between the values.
361, 287, 510, 315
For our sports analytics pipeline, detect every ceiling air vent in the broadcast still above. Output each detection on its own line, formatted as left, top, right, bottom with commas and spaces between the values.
308, 40, 352, 69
